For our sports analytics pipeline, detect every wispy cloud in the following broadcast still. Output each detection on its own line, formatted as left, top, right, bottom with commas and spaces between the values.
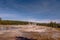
0, 0, 60, 23
21, 18, 60, 23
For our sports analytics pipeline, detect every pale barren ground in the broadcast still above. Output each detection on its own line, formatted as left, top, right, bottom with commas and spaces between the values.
0, 25, 60, 40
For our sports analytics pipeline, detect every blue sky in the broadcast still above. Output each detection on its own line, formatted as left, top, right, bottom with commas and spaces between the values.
0, 0, 60, 23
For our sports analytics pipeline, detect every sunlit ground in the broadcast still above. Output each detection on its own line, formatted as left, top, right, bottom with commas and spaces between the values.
0, 25, 60, 40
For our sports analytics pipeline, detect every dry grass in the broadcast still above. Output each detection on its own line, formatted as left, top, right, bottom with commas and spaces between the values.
0, 37, 16, 40
56, 28, 60, 30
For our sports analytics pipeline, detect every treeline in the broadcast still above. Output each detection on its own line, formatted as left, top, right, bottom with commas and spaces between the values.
0, 20, 60, 28
37, 22, 60, 28
0, 20, 29, 25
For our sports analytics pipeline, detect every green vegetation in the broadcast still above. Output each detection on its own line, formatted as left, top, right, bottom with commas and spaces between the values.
37, 21, 60, 28
0, 20, 28, 25
0, 19, 60, 28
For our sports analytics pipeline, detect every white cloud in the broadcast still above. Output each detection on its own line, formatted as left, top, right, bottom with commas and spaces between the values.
0, 13, 60, 23
20, 18, 60, 23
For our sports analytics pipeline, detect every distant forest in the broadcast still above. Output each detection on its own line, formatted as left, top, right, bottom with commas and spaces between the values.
0, 19, 60, 28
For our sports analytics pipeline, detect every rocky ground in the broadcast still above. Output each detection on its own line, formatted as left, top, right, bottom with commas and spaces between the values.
0, 25, 60, 40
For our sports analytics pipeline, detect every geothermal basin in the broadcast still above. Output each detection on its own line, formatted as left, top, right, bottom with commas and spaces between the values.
0, 25, 60, 40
